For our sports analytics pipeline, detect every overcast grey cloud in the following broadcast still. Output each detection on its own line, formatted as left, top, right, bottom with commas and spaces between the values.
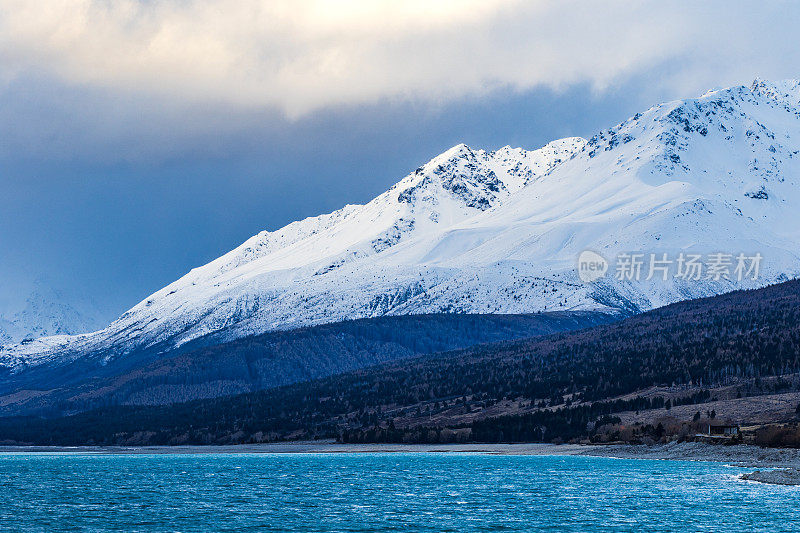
1, 1, 798, 117
0, 1, 798, 322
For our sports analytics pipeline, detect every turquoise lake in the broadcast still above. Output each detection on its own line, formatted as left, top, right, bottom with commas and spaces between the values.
0, 453, 796, 532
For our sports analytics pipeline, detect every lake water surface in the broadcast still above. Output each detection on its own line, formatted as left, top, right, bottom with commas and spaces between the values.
0, 452, 796, 532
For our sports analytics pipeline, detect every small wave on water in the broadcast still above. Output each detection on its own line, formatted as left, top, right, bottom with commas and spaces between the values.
0, 452, 797, 532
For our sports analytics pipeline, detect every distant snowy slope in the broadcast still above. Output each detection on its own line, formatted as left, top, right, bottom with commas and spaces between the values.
0, 281, 104, 344
3, 79, 800, 370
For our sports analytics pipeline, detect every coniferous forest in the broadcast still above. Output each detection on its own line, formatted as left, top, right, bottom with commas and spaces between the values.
3, 280, 800, 446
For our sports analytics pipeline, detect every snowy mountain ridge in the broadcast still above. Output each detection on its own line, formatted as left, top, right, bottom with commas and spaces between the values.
0, 282, 104, 345
3, 79, 800, 370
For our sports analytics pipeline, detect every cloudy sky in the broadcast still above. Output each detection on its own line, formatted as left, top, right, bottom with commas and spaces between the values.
1, 0, 798, 320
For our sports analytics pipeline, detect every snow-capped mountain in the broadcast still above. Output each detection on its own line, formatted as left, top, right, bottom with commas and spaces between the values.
4, 79, 800, 370
0, 281, 104, 344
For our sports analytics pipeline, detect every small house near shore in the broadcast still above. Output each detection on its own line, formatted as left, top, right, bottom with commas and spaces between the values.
693, 423, 741, 442
707, 424, 740, 437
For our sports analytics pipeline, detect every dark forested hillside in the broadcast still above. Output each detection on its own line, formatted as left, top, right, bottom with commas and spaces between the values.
0, 311, 612, 416
3, 280, 800, 446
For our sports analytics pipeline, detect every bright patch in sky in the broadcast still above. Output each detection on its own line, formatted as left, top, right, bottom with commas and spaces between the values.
1, 1, 798, 116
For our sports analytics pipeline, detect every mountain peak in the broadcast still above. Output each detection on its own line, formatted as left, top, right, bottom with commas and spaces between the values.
0, 281, 104, 345
4, 80, 800, 370
442, 142, 473, 156
750, 77, 800, 108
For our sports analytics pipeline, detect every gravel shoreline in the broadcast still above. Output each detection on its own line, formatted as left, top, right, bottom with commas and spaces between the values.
578, 441, 800, 484
740, 469, 800, 485
579, 441, 800, 467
